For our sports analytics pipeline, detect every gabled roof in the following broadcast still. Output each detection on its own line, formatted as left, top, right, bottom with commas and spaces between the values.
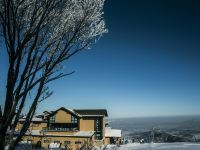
48, 107, 81, 117
35, 114, 44, 118
74, 109, 108, 117
46, 107, 108, 117
43, 111, 54, 114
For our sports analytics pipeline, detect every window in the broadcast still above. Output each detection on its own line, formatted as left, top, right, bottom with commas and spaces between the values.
43, 140, 50, 143
42, 127, 47, 131
32, 122, 40, 127
95, 118, 102, 140
64, 141, 71, 145
49, 115, 55, 123
95, 118, 102, 132
71, 115, 78, 123
75, 141, 81, 144
95, 133, 102, 140
48, 123, 78, 131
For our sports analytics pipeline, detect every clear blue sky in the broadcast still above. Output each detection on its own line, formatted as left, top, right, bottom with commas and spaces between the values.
0, 0, 200, 118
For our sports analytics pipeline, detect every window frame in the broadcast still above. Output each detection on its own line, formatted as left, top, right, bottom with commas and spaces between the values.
49, 115, 55, 123
71, 115, 78, 124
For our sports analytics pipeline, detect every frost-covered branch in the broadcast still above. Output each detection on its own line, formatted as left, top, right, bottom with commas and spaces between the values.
0, 0, 107, 149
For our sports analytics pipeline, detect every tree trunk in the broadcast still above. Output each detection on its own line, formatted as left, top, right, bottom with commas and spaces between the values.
0, 129, 6, 150
7, 142, 15, 150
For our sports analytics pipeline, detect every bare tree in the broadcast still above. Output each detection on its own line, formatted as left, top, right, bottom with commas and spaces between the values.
0, 0, 107, 149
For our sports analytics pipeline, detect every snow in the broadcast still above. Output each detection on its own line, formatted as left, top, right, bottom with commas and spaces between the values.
105, 127, 122, 138
19, 117, 44, 122
74, 131, 94, 137
49, 143, 61, 148
22, 130, 94, 137
25, 130, 41, 135
14, 142, 200, 150
104, 143, 200, 150
66, 108, 82, 117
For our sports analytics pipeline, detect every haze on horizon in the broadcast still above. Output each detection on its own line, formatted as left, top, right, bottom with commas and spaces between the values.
0, 0, 200, 118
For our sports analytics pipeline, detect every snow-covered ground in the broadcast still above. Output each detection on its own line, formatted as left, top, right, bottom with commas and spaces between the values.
104, 143, 200, 150
15, 142, 200, 150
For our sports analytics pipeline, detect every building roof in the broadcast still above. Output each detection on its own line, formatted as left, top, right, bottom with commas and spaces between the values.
35, 114, 44, 118
22, 130, 94, 138
105, 127, 122, 138
19, 117, 47, 122
25, 130, 41, 136
17, 107, 108, 124
43, 110, 54, 114
74, 109, 108, 117
47, 107, 108, 117
48, 107, 81, 117
74, 131, 94, 137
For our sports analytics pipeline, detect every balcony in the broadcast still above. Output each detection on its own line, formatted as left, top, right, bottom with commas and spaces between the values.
43, 123, 79, 132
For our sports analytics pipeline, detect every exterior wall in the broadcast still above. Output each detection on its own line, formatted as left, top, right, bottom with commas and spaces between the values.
22, 136, 43, 146
102, 116, 106, 139
104, 137, 122, 145
16, 122, 23, 130
79, 118, 95, 131
29, 122, 47, 130
105, 137, 111, 145
93, 140, 104, 147
54, 109, 72, 123
22, 135, 93, 150
79, 116, 106, 140
16, 122, 47, 131
16, 109, 108, 149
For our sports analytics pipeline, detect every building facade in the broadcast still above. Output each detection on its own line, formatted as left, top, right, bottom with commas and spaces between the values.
16, 107, 118, 149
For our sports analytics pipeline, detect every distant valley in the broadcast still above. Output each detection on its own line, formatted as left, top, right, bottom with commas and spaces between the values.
108, 115, 200, 143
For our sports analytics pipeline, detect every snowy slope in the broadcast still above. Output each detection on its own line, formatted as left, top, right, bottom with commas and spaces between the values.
105, 143, 200, 150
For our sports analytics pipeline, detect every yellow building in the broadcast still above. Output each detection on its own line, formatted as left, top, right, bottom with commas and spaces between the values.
16, 107, 116, 149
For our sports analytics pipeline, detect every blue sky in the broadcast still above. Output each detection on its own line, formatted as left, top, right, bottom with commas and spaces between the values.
1, 0, 200, 118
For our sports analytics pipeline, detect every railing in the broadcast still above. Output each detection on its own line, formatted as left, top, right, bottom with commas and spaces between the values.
42, 127, 78, 132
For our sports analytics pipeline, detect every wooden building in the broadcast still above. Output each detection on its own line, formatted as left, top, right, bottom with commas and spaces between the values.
16, 107, 113, 149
